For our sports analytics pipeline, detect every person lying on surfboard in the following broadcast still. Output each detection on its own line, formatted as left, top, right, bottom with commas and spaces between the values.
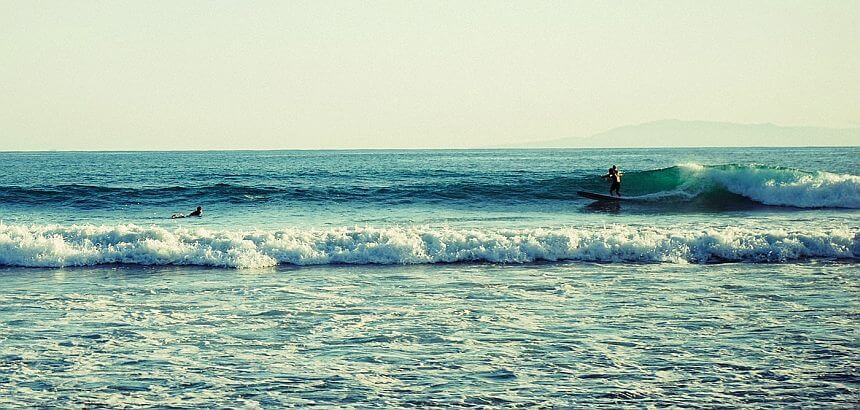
172, 206, 203, 219
602, 165, 622, 197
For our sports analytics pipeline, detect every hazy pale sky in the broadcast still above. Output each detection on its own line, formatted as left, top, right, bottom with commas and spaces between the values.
2, 1, 858, 150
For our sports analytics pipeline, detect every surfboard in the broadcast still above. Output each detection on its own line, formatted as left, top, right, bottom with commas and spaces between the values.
577, 191, 628, 201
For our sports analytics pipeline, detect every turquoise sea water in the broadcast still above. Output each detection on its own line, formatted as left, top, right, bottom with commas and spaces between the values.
1, 148, 858, 406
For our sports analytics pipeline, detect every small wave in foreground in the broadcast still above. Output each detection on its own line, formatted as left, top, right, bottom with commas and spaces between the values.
1, 224, 856, 268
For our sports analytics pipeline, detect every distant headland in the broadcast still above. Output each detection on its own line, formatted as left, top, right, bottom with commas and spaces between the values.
506, 120, 860, 148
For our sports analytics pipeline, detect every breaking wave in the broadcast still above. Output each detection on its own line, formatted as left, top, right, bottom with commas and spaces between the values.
1, 224, 856, 268
625, 164, 860, 208
1, 164, 857, 210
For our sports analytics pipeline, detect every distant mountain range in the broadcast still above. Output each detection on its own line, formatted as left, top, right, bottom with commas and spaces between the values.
512, 120, 860, 148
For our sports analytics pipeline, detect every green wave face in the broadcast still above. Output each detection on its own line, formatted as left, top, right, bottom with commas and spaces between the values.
586, 164, 859, 209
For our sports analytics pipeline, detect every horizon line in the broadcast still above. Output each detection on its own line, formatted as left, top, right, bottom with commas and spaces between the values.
2, 145, 859, 153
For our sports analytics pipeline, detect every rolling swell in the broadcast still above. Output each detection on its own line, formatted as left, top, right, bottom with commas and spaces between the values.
0, 164, 857, 209
0, 223, 856, 268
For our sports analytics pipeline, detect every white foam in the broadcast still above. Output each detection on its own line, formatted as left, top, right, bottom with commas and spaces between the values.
0, 223, 856, 268
678, 164, 860, 208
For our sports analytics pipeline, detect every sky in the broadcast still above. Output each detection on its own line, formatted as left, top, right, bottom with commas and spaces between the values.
1, 0, 858, 150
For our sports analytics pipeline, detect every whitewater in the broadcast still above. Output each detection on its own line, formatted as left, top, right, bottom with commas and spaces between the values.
1, 223, 857, 268
660, 163, 860, 208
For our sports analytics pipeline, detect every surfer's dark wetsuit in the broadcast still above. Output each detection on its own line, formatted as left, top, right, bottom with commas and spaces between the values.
188, 206, 203, 217
172, 206, 203, 219
603, 166, 622, 197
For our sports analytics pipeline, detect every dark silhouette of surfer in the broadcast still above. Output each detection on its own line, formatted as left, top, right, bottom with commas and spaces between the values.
172, 206, 203, 219
602, 165, 622, 197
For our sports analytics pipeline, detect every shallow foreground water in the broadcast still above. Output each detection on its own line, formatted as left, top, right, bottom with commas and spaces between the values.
1, 262, 857, 407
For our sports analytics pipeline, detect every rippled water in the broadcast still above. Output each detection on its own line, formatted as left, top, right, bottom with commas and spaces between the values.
1, 262, 857, 407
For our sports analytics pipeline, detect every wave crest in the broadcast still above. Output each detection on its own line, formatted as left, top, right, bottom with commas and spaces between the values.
2, 164, 857, 210
1, 224, 856, 268
672, 164, 860, 208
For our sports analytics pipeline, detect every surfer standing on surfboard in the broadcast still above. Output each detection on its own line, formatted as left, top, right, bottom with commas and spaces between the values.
602, 165, 622, 197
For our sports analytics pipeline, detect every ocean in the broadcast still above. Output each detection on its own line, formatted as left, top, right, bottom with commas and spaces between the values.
1, 148, 858, 407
